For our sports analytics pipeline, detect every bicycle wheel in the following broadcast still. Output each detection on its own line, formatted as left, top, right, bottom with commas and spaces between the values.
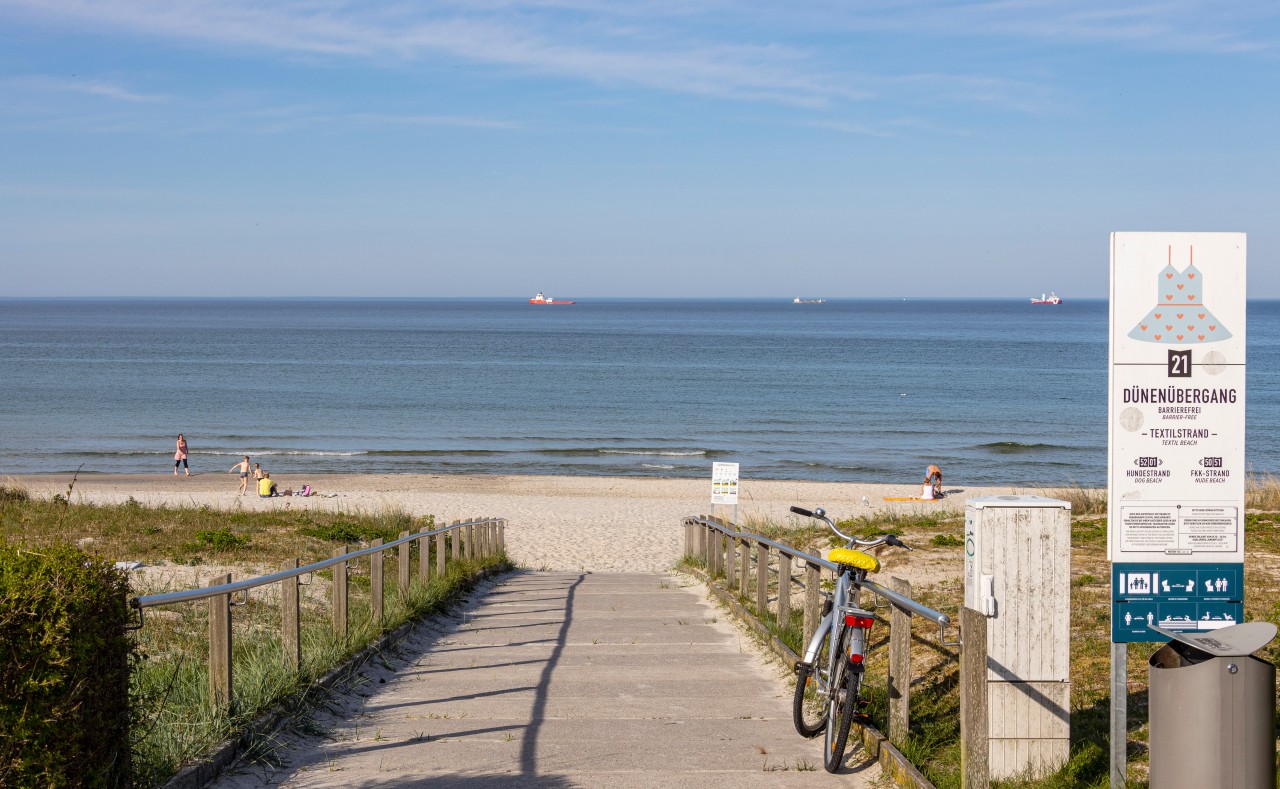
792, 625, 832, 738
822, 629, 857, 773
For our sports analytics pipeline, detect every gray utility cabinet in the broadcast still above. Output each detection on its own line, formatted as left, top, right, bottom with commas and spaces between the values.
1148, 622, 1277, 789
963, 495, 1071, 779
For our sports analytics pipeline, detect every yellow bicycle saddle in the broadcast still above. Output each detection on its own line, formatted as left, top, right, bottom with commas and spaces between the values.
828, 547, 879, 573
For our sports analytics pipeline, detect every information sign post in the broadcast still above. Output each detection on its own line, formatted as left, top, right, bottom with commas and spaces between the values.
710, 461, 740, 525
1107, 232, 1246, 787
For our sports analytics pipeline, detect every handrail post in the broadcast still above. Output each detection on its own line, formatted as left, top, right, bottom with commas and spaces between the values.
418, 528, 430, 584
451, 520, 461, 560
370, 538, 385, 627
702, 521, 711, 569
281, 559, 300, 672
888, 576, 912, 747
498, 519, 505, 554
803, 561, 820, 648
466, 521, 475, 559
961, 607, 990, 789
483, 518, 493, 557
437, 529, 447, 577
725, 531, 737, 588
777, 551, 791, 632
398, 530, 411, 597
208, 573, 232, 710
698, 519, 707, 563
333, 545, 348, 638
756, 541, 768, 614
738, 538, 749, 599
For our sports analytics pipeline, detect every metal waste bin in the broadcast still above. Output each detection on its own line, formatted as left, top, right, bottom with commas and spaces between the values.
1147, 621, 1277, 789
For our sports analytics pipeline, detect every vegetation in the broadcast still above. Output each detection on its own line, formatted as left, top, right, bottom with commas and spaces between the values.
0, 480, 506, 787
0, 543, 134, 787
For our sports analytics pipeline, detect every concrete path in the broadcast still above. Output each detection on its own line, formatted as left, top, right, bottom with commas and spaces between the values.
214, 571, 881, 788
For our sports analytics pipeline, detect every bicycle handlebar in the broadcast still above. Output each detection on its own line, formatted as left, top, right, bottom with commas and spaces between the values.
790, 504, 913, 551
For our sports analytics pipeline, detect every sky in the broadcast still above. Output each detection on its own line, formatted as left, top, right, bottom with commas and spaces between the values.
0, 1, 1278, 299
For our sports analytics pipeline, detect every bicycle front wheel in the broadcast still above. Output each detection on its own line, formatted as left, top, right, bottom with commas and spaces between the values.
792, 625, 832, 738
822, 630, 858, 773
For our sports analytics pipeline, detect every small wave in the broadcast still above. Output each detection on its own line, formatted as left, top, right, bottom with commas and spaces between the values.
641, 463, 677, 470
599, 449, 707, 457
977, 442, 1071, 455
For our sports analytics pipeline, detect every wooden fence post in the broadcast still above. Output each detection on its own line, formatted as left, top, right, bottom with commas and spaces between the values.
451, 520, 461, 560
725, 532, 737, 588
888, 576, 912, 747
333, 545, 348, 638
698, 519, 707, 563
437, 529, 447, 577
498, 520, 505, 554
208, 574, 232, 710
803, 561, 820, 648
703, 522, 712, 569
961, 607, 990, 789
281, 559, 300, 672
466, 521, 475, 559
418, 528, 430, 584
738, 539, 749, 598
370, 538, 384, 627
777, 550, 791, 632
756, 542, 769, 613
398, 530, 411, 596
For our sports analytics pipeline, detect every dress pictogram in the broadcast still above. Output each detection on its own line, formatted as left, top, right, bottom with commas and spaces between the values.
1128, 246, 1231, 344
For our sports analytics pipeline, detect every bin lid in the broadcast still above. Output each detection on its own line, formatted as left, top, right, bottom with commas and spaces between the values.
1147, 621, 1278, 657
966, 494, 1070, 510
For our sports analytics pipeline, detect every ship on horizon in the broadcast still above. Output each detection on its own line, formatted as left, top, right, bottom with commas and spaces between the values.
1030, 292, 1062, 305
530, 292, 575, 305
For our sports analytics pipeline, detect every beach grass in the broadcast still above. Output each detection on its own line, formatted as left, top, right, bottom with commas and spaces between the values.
0, 484, 508, 786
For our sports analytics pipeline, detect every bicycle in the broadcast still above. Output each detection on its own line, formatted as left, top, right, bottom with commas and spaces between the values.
788, 505, 912, 773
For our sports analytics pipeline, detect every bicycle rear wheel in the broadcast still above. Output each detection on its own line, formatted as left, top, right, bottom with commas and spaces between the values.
822, 629, 858, 773
792, 625, 832, 738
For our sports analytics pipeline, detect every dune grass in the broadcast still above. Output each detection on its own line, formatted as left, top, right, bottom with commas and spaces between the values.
0, 481, 509, 786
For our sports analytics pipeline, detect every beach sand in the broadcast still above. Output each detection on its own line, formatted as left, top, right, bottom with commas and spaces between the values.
11, 472, 1030, 574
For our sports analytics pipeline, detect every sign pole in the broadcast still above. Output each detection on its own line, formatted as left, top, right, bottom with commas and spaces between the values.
1110, 642, 1126, 788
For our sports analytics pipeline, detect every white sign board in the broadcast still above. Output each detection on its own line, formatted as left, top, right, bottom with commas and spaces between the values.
711, 462, 740, 505
1108, 232, 1246, 563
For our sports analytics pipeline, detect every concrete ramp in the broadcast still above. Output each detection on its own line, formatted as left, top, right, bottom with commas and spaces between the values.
213, 571, 880, 787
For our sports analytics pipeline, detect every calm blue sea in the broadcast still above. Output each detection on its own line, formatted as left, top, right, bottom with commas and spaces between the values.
1, 298, 1277, 487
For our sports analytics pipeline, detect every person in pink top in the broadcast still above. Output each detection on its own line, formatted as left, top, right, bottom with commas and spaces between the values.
174, 434, 190, 476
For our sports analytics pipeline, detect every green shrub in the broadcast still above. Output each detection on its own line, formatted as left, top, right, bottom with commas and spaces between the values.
192, 527, 250, 551
0, 543, 135, 787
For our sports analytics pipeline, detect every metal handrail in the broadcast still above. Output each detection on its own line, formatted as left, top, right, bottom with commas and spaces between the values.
687, 515, 951, 629
132, 517, 500, 610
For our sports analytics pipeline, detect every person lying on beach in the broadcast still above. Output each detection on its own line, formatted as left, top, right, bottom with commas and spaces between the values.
258, 472, 278, 498
229, 456, 251, 495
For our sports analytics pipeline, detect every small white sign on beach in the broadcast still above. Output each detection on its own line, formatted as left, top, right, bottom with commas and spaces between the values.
711, 462, 740, 505
1107, 232, 1246, 563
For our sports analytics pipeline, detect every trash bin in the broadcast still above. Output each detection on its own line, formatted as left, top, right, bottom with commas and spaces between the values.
1147, 621, 1277, 789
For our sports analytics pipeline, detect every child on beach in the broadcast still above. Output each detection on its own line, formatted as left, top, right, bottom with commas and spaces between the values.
229, 456, 251, 495
921, 464, 943, 499
174, 434, 190, 476
253, 463, 264, 482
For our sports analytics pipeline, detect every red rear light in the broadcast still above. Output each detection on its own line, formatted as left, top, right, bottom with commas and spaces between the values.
844, 615, 876, 629
849, 653, 864, 664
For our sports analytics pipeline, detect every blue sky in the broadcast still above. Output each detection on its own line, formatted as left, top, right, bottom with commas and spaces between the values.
1, 1, 1277, 298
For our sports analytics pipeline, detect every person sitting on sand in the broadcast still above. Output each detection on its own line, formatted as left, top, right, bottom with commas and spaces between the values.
229, 456, 251, 495
258, 472, 277, 498
921, 464, 943, 500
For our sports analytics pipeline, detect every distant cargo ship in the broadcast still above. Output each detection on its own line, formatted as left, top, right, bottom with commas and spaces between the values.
793, 298, 826, 304
530, 292, 575, 305
1030, 292, 1062, 305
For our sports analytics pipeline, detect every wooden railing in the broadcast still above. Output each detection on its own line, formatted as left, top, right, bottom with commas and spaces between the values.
130, 516, 506, 711
684, 515, 985, 787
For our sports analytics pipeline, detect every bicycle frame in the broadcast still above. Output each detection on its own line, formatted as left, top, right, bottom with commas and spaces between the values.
801, 564, 873, 699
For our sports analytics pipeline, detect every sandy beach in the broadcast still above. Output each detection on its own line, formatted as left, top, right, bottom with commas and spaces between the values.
10, 472, 1031, 574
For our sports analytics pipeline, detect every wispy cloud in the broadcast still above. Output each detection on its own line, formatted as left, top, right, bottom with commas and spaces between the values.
3, 74, 166, 102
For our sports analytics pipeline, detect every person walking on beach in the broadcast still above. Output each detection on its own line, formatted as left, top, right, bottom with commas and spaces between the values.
174, 434, 190, 476
229, 455, 251, 495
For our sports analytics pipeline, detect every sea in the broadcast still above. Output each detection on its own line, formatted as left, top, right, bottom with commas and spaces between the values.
1, 298, 1277, 487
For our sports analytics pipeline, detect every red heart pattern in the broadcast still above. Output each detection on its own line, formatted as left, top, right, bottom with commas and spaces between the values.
1177, 284, 1184, 290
